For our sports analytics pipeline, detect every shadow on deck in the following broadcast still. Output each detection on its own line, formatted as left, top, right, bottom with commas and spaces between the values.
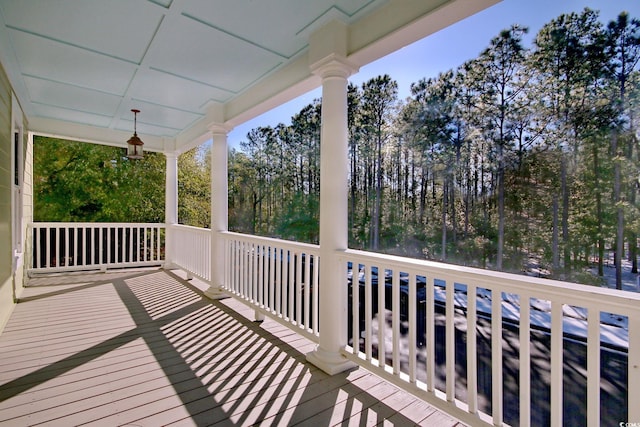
0, 268, 462, 426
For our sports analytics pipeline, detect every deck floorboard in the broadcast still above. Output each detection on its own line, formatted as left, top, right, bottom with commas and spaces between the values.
0, 268, 463, 426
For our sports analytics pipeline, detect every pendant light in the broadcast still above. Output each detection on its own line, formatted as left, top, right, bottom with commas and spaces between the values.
126, 109, 144, 159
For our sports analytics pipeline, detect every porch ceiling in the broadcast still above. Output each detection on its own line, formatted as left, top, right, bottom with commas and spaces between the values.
0, 0, 499, 152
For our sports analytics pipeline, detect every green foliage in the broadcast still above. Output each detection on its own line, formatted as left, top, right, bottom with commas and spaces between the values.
274, 193, 319, 244
34, 137, 165, 223
178, 144, 211, 228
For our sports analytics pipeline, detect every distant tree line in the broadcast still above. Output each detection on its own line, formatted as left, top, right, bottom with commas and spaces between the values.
34, 9, 639, 288
227, 9, 640, 287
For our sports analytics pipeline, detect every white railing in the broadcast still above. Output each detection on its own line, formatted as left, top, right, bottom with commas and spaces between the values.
221, 232, 320, 343
168, 224, 211, 283
28, 222, 165, 274
27, 220, 639, 425
339, 249, 640, 427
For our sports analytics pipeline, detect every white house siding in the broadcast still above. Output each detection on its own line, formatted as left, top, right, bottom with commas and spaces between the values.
0, 61, 14, 332
16, 124, 31, 300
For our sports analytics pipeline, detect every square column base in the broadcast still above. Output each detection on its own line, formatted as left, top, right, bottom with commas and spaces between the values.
306, 347, 356, 376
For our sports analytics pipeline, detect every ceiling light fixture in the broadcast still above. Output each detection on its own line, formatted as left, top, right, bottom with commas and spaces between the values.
126, 109, 144, 159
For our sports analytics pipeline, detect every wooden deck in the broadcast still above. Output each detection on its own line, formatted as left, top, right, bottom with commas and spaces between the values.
0, 268, 463, 426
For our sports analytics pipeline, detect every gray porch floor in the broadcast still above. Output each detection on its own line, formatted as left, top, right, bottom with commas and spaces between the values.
0, 268, 463, 426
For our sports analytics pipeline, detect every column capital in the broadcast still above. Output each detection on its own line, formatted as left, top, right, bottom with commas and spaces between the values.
163, 151, 178, 159
208, 123, 233, 136
310, 54, 358, 80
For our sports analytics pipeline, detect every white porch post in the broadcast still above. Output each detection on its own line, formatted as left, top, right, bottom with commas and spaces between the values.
164, 151, 178, 269
204, 126, 229, 299
306, 56, 357, 375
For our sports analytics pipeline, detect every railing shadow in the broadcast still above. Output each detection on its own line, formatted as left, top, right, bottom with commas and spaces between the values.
1, 269, 423, 426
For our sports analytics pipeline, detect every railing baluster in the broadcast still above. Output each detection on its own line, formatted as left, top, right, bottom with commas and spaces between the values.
312, 254, 319, 336
223, 237, 230, 289
296, 251, 302, 327
54, 226, 59, 268
258, 244, 264, 309
304, 250, 311, 330
491, 289, 503, 425
195, 231, 200, 274
35, 226, 41, 269
72, 225, 77, 266
236, 240, 241, 291
100, 226, 104, 267
64, 225, 69, 267
227, 240, 234, 290
116, 225, 120, 264
586, 306, 600, 427
241, 240, 247, 293
72, 225, 76, 266
426, 277, 435, 392
240, 241, 246, 296
90, 226, 94, 267
151, 225, 155, 262
408, 272, 417, 383
81, 226, 87, 267
249, 243, 255, 304
446, 278, 455, 402
43, 226, 47, 268
467, 284, 478, 415
519, 294, 531, 427
283, 250, 289, 320
629, 312, 640, 423
128, 225, 133, 264
243, 241, 249, 297
392, 269, 400, 375
143, 227, 148, 263
148, 226, 153, 263
276, 247, 281, 316
550, 301, 563, 427
154, 226, 158, 261
288, 250, 295, 322
69, 225, 75, 266
136, 226, 141, 263
156, 226, 161, 262
364, 264, 372, 362
107, 226, 112, 265
351, 260, 360, 356
377, 265, 386, 369
231, 240, 242, 291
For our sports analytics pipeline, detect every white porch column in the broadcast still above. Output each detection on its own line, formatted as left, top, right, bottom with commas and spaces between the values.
306, 56, 358, 375
164, 151, 178, 269
204, 126, 230, 299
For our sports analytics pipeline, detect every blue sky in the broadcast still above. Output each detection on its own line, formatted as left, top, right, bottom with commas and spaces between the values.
227, 0, 640, 149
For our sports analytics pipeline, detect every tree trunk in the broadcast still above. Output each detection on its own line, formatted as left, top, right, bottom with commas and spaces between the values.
594, 145, 604, 277
372, 135, 383, 250
552, 194, 559, 276
441, 178, 447, 260
561, 155, 570, 277
497, 145, 505, 271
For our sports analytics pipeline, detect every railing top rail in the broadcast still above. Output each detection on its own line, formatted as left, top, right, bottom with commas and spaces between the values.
221, 231, 320, 252
169, 224, 211, 232
342, 248, 640, 312
29, 222, 166, 228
